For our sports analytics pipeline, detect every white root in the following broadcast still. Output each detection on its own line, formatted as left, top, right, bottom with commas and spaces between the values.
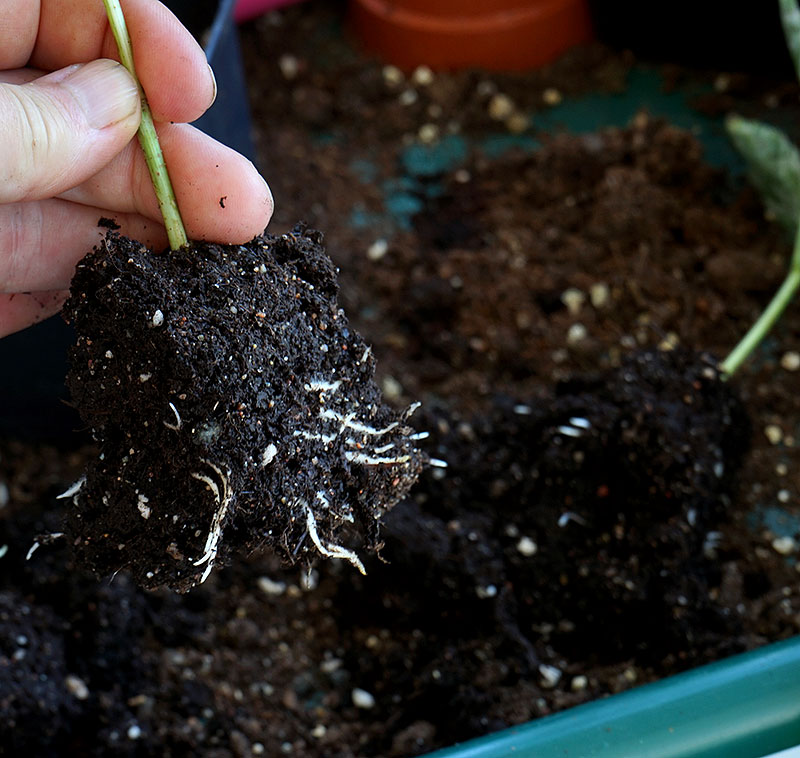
190, 472, 220, 503
316, 491, 354, 523
164, 401, 182, 431
26, 532, 65, 561
57, 477, 86, 500
304, 379, 342, 393
319, 409, 399, 437
558, 511, 588, 528
295, 378, 425, 473
405, 401, 421, 416
345, 451, 411, 466
190, 459, 231, 584
294, 429, 338, 444
304, 500, 365, 575
290, 374, 428, 575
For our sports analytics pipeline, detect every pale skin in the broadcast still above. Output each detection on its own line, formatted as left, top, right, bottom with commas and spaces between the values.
0, 0, 274, 337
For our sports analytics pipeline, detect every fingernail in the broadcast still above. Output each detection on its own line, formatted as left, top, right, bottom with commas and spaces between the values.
63, 59, 140, 129
208, 64, 218, 106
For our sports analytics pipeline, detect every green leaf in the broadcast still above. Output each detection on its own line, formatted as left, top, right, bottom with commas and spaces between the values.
726, 115, 800, 235
779, 0, 800, 83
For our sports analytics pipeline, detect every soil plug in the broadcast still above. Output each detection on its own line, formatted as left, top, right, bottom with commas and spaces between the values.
60, 3, 427, 591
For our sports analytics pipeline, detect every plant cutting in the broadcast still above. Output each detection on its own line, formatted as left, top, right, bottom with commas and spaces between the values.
59, 0, 428, 591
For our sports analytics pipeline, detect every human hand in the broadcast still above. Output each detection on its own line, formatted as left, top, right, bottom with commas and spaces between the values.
0, 0, 274, 337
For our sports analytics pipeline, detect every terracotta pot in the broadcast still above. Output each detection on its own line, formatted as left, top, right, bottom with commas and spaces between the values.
349, 0, 593, 71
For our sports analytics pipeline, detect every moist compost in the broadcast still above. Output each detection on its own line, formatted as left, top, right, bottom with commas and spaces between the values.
62, 225, 426, 591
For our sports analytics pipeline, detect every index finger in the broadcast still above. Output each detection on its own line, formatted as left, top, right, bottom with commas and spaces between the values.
23, 0, 215, 124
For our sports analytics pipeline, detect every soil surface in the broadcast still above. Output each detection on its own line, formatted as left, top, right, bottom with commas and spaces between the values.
3, 2, 800, 756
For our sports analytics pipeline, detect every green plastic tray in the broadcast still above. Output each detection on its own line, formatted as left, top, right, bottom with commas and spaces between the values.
424, 635, 800, 758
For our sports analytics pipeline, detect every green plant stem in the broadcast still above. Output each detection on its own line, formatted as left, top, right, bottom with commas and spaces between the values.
102, 0, 188, 250
720, 223, 800, 377
780, 0, 800, 82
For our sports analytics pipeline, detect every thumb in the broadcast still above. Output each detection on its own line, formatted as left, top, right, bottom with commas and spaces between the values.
0, 59, 141, 204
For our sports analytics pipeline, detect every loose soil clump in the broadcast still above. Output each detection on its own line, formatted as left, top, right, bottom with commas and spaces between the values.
62, 225, 426, 591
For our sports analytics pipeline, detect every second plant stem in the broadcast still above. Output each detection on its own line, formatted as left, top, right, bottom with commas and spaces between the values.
102, 0, 188, 250
720, 223, 800, 377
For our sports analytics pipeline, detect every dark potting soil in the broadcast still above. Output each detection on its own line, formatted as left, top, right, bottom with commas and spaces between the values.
62, 226, 425, 591
3, 3, 800, 756
0, 346, 752, 756
402, 348, 751, 666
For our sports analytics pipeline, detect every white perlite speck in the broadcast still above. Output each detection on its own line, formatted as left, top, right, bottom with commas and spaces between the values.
411, 65, 434, 86
367, 239, 388, 261
418, 123, 439, 144
137, 493, 151, 520
589, 282, 610, 308
352, 688, 376, 709
488, 93, 514, 121
542, 87, 563, 106
516, 536, 538, 556
539, 664, 562, 689
278, 54, 299, 80
257, 577, 287, 596
150, 309, 164, 327
570, 675, 588, 692
127, 724, 142, 740
65, 674, 90, 700
261, 443, 278, 467
566, 323, 588, 345
781, 351, 800, 371
382, 65, 404, 87
765, 424, 784, 445
560, 287, 585, 316
772, 536, 797, 555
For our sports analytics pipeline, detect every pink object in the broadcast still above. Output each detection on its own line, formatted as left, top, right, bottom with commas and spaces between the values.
234, 0, 307, 23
